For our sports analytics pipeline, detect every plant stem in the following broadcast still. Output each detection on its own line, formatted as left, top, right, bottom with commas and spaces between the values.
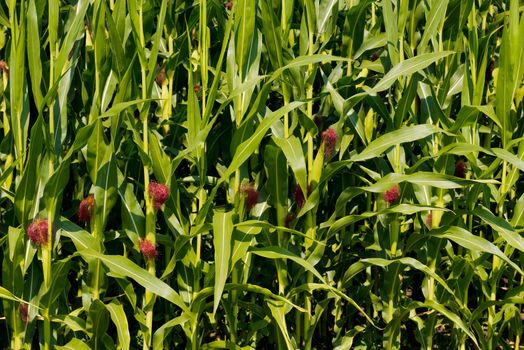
389, 215, 399, 257
199, 0, 207, 115
43, 308, 51, 350
194, 0, 208, 295
306, 29, 314, 167
195, 187, 205, 291
163, 35, 174, 135
42, 210, 53, 350
386, 219, 400, 347
1, 68, 14, 189
487, 160, 507, 344
229, 266, 240, 343
142, 114, 156, 349
43, 0, 58, 341
371, 3, 376, 26
303, 30, 316, 342
136, 2, 156, 348
283, 86, 290, 139
90, 208, 103, 300
144, 256, 156, 349
303, 148, 322, 347
424, 239, 442, 349
142, 73, 156, 350
281, 0, 292, 139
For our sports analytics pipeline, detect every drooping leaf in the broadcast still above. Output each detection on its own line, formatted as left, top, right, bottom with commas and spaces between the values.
76, 249, 193, 316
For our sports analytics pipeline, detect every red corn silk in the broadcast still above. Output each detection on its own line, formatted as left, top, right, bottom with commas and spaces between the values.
241, 184, 259, 211
27, 219, 49, 246
314, 115, 323, 129
155, 66, 166, 86
294, 184, 305, 209
139, 239, 158, 260
384, 184, 399, 206
426, 211, 433, 229
78, 195, 95, 222
19, 303, 29, 325
285, 213, 296, 228
321, 128, 337, 157
0, 60, 8, 74
454, 159, 467, 178
149, 182, 169, 209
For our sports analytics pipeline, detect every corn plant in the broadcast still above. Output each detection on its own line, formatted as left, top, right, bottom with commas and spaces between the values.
0, 0, 524, 349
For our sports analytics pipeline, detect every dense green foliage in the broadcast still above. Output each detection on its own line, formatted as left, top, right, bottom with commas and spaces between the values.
1, 0, 524, 348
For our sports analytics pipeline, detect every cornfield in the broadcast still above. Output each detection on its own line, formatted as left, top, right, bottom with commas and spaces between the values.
0, 0, 524, 348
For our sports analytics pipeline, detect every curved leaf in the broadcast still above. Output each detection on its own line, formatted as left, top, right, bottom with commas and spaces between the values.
368, 51, 453, 94
341, 257, 454, 296
431, 227, 523, 275
352, 124, 440, 162
76, 249, 193, 316
250, 246, 374, 325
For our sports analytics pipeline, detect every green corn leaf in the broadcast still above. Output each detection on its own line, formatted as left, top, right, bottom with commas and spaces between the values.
86, 119, 109, 184
9, 6, 29, 165
153, 314, 192, 349
105, 300, 131, 350
369, 51, 453, 94
76, 249, 193, 317
259, 0, 283, 69
341, 257, 454, 296
354, 33, 387, 60
149, 130, 172, 184
473, 206, 524, 254
491, 148, 524, 172
417, 0, 450, 52
393, 74, 419, 129
99, 99, 152, 119
87, 299, 110, 346
94, 155, 118, 231
382, 0, 399, 65
44, 158, 71, 214
352, 124, 440, 162
234, 0, 256, 78
26, 0, 43, 110
212, 210, 234, 316
235, 220, 325, 244
219, 101, 303, 183
54, 0, 89, 81
264, 145, 288, 226
40, 259, 71, 308
250, 246, 374, 325
145, 0, 168, 91
511, 193, 524, 227
14, 116, 44, 225
430, 227, 523, 275
496, 20, 514, 148
58, 217, 99, 251
104, 2, 126, 77
267, 299, 295, 350
317, 0, 338, 35
0, 286, 18, 302
385, 301, 479, 348
327, 204, 450, 236
118, 170, 145, 246
55, 339, 91, 350
272, 135, 307, 197
362, 172, 496, 193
